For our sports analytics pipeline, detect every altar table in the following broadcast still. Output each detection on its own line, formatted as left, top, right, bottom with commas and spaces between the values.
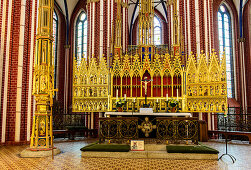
104, 112, 192, 118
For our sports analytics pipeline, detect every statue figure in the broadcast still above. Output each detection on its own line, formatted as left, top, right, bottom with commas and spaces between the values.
141, 77, 153, 108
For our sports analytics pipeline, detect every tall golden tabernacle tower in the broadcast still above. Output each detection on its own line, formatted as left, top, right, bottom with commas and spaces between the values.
30, 0, 56, 150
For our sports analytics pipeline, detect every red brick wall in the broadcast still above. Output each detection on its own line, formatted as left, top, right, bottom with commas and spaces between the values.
1, 0, 38, 144
0, 0, 10, 143
103, 1, 108, 57
55, 5, 66, 107
184, 0, 188, 54
20, 0, 32, 142
189, 0, 196, 54
243, 1, 251, 109
95, 2, 100, 57
199, 0, 205, 52
5, 0, 22, 142
0, 0, 4, 43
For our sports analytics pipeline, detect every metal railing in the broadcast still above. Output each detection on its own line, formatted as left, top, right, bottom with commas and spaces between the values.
99, 117, 199, 144
53, 112, 91, 130
156, 117, 199, 144
99, 117, 139, 143
213, 107, 251, 132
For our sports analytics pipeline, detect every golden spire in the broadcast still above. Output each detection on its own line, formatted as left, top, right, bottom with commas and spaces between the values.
167, 0, 180, 55
114, 0, 122, 55
138, 0, 154, 45
172, 0, 179, 45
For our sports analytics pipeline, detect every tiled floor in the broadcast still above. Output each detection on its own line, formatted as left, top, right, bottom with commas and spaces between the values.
0, 139, 250, 170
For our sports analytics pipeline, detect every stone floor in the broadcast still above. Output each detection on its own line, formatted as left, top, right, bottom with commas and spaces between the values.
0, 139, 250, 170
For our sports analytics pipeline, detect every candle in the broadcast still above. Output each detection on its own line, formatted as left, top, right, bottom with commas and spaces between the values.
177, 88, 179, 100
116, 89, 118, 100
157, 99, 159, 102
133, 98, 135, 102
108, 95, 110, 110
124, 94, 126, 100
166, 93, 168, 101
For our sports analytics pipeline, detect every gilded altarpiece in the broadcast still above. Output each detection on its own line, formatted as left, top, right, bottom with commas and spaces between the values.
72, 50, 227, 113
72, 57, 109, 112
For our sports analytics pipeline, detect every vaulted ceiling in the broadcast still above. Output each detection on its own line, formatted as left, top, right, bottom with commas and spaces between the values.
55, 0, 249, 26
55, 0, 79, 19
55, 0, 167, 28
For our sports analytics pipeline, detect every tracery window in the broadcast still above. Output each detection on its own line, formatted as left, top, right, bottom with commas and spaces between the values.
53, 11, 58, 88
218, 4, 235, 98
75, 12, 88, 61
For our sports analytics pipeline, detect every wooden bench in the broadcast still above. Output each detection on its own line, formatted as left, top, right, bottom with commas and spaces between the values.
208, 130, 251, 144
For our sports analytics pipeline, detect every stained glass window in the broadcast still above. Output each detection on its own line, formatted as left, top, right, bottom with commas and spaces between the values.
137, 15, 162, 45
75, 12, 88, 61
218, 4, 235, 98
53, 11, 58, 89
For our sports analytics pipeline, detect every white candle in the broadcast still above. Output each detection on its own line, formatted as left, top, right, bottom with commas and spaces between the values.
177, 88, 178, 100
133, 98, 135, 102
108, 95, 110, 110
116, 89, 118, 100
124, 94, 126, 100
157, 99, 159, 102
166, 93, 168, 101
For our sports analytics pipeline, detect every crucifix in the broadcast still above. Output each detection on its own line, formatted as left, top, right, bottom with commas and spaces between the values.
141, 77, 153, 108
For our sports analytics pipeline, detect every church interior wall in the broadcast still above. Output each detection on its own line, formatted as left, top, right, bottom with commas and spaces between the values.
0, 0, 37, 145
0, 0, 251, 145
5, 0, 24, 144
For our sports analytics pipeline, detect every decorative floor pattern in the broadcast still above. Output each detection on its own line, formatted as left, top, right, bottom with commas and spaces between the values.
0, 139, 250, 170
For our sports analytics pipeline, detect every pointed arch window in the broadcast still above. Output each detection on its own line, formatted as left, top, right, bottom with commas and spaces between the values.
153, 16, 161, 45
218, 4, 235, 98
137, 15, 162, 45
53, 11, 58, 89
75, 12, 88, 61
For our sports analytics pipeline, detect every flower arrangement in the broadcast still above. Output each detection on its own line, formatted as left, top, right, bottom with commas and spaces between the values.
167, 98, 179, 113
116, 99, 126, 112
